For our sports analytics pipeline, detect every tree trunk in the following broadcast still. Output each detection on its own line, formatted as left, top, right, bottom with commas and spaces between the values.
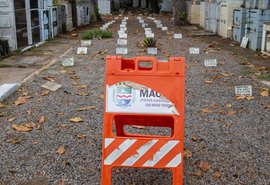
173, 0, 186, 26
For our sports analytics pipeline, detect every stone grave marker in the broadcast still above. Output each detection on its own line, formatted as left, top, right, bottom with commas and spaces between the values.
189, 47, 200, 54
146, 33, 155, 38
144, 28, 151, 31
174, 33, 183, 39
62, 57, 74, 67
77, 47, 87, 55
235, 85, 253, 96
81, 40, 92, 47
42, 82, 62, 92
116, 48, 128, 55
117, 39, 127, 46
204, 59, 217, 67
119, 33, 127, 39
240, 36, 248, 48
162, 27, 168, 31
147, 48, 158, 55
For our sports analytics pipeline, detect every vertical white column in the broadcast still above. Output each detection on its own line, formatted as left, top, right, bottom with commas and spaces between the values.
25, 0, 33, 45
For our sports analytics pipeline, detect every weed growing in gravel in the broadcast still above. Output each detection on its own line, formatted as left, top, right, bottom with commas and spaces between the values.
257, 73, 270, 81
82, 29, 112, 40
143, 37, 157, 48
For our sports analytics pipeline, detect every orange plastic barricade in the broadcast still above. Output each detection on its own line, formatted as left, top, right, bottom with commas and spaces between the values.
102, 56, 185, 185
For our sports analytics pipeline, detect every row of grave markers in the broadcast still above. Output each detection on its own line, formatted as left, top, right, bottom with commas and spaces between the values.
116, 17, 129, 55
189, 47, 253, 96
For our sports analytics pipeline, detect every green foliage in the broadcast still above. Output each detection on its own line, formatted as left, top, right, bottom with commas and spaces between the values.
179, 11, 187, 20
257, 73, 270, 81
143, 37, 157, 48
82, 29, 113, 40
94, 7, 102, 21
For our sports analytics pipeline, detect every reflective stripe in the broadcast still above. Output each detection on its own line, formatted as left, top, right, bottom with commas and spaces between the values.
104, 139, 137, 165
166, 154, 182, 167
105, 138, 114, 148
143, 140, 179, 167
122, 140, 158, 166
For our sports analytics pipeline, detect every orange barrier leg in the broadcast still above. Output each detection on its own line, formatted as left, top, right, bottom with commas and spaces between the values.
101, 166, 112, 185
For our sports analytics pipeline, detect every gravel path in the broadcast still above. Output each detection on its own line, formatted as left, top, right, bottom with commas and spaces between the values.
0, 15, 269, 185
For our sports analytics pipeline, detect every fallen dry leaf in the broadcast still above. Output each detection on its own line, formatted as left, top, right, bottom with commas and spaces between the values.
57, 145, 65, 155
0, 103, 5, 108
131, 125, 146, 129
77, 84, 88, 89
263, 104, 270, 109
226, 104, 232, 108
192, 136, 198, 141
211, 104, 219, 109
204, 80, 213, 84
41, 90, 50, 96
14, 96, 30, 106
69, 117, 84, 123
26, 109, 32, 114
184, 149, 192, 158
12, 123, 34, 132
246, 96, 255, 101
77, 133, 87, 139
8, 117, 16, 122
6, 138, 22, 144
220, 72, 233, 77
235, 96, 246, 100
199, 161, 211, 172
77, 106, 96, 111
213, 171, 222, 178
43, 76, 56, 82
77, 92, 89, 96
260, 88, 269, 97
201, 108, 213, 113
99, 95, 104, 100
38, 116, 45, 123
194, 170, 202, 177
211, 75, 221, 79
227, 110, 236, 115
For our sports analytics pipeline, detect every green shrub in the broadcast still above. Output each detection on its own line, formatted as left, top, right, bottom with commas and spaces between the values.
82, 29, 112, 40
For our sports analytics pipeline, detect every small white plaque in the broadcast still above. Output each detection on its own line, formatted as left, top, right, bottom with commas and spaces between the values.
144, 28, 151, 31
116, 48, 128, 55
235, 85, 253, 96
118, 30, 125, 35
154, 20, 161, 24
120, 27, 127, 31
117, 39, 127, 45
174, 33, 182, 39
146, 33, 154, 38
157, 24, 163, 28
189, 48, 200, 54
240, 36, 248, 48
139, 20, 144, 24
145, 30, 152, 35
77, 47, 87, 55
62, 57, 74, 67
119, 33, 127, 39
81, 40, 91, 47
115, 17, 119, 20
147, 47, 158, 55
204, 59, 217, 67
122, 21, 127, 25
162, 27, 168, 31
120, 24, 126, 28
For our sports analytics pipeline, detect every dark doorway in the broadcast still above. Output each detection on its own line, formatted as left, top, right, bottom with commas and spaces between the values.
14, 1, 28, 48
71, 0, 77, 27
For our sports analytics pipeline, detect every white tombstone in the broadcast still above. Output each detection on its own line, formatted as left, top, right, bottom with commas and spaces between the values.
81, 40, 92, 47
174, 33, 183, 39
240, 37, 249, 48
235, 85, 253, 96
144, 28, 151, 31
117, 39, 128, 46
120, 24, 126, 28
147, 48, 158, 55
146, 33, 155, 38
119, 33, 127, 39
189, 48, 200, 54
77, 47, 88, 55
204, 59, 217, 67
162, 27, 168, 31
145, 30, 152, 35
116, 48, 128, 55
62, 57, 74, 67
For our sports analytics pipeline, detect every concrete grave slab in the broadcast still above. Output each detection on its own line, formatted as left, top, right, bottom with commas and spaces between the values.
42, 81, 62, 92
235, 85, 252, 96
117, 39, 128, 46
189, 48, 200, 54
174, 34, 183, 39
147, 48, 158, 55
0, 83, 21, 102
77, 47, 87, 55
116, 48, 128, 55
62, 57, 74, 67
204, 59, 217, 67
81, 40, 92, 47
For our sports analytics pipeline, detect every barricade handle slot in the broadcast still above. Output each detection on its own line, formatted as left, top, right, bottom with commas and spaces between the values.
135, 57, 157, 71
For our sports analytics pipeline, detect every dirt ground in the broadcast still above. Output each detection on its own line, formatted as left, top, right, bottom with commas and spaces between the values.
0, 14, 269, 185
